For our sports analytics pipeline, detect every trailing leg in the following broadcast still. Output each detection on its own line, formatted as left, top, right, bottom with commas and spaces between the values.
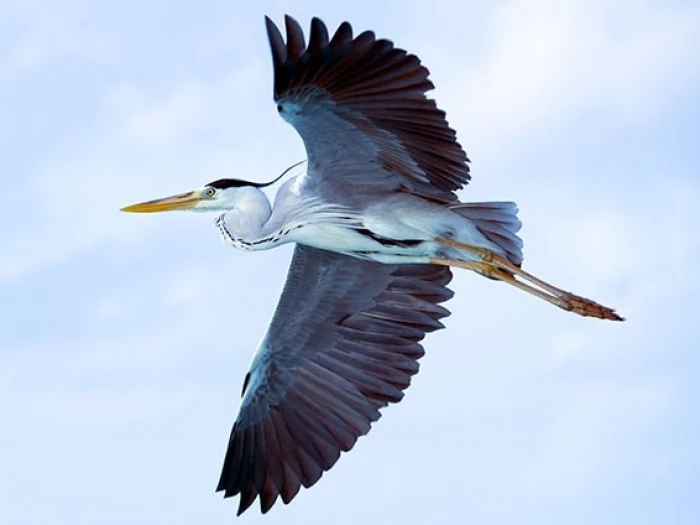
431, 238, 624, 321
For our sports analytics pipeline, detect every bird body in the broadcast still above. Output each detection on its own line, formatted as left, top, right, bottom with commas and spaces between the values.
121, 15, 623, 515
213, 178, 513, 267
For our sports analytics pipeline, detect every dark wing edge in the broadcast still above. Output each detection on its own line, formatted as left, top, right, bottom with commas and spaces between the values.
265, 15, 470, 202
216, 246, 454, 515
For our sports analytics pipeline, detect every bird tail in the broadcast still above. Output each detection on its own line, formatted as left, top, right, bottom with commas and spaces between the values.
449, 201, 524, 266
432, 202, 623, 321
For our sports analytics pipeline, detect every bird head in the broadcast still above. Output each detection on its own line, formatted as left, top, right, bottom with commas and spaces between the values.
120, 179, 267, 214
120, 161, 305, 214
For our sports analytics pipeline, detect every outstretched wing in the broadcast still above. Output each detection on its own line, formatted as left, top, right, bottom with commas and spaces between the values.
265, 15, 470, 203
216, 246, 453, 514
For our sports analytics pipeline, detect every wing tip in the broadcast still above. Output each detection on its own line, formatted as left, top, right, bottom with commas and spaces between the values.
264, 15, 286, 68
308, 16, 330, 52
284, 14, 306, 59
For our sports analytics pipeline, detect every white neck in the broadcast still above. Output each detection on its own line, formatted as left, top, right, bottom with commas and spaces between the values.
216, 187, 278, 250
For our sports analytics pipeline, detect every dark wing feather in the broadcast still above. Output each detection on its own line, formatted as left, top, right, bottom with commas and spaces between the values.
216, 245, 453, 514
265, 15, 470, 203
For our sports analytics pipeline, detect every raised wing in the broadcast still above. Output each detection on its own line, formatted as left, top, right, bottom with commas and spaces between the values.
216, 246, 453, 514
265, 15, 470, 203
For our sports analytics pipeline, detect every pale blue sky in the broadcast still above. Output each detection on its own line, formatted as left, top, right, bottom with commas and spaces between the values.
2, 1, 699, 523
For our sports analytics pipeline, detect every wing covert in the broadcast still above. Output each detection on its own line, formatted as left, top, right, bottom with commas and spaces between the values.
216, 245, 453, 514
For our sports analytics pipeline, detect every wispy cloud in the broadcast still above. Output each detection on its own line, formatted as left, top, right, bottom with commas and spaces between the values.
122, 81, 210, 144
0, 60, 270, 283
0, 5, 110, 77
426, 0, 700, 145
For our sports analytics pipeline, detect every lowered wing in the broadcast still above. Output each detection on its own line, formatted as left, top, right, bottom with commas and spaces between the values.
216, 245, 453, 514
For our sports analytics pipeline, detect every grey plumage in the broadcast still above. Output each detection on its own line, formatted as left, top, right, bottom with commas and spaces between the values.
217, 246, 453, 514
267, 15, 470, 205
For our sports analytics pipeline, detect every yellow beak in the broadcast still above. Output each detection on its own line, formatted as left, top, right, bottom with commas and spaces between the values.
120, 190, 204, 213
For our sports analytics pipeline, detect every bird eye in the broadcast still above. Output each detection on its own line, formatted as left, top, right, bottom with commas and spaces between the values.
205, 187, 216, 197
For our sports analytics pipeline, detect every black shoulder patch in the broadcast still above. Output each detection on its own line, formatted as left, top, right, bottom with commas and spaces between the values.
356, 228, 423, 247
240, 372, 251, 398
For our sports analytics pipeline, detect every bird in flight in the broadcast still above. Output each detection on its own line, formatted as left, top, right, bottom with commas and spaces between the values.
122, 15, 624, 515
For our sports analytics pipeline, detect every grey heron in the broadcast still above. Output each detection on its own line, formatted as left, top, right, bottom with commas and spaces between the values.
121, 15, 623, 515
